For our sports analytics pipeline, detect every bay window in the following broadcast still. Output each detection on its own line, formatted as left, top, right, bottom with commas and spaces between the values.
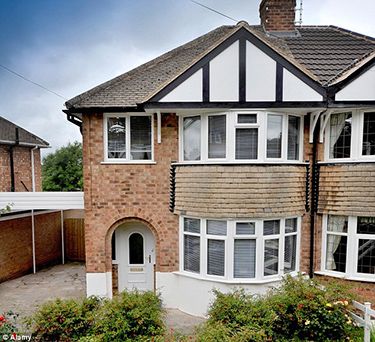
180, 111, 303, 163
322, 215, 375, 280
325, 111, 375, 161
181, 216, 300, 282
104, 113, 152, 162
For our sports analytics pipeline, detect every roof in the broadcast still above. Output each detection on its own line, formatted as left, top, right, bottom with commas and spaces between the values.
66, 23, 375, 110
0, 116, 49, 147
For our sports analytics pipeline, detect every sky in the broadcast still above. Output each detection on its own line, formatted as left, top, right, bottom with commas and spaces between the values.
0, 0, 374, 158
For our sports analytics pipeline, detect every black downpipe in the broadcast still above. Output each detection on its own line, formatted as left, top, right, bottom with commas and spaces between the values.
309, 116, 320, 278
9, 146, 15, 192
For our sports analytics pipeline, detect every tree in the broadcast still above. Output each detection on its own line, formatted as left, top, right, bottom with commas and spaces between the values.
42, 141, 83, 191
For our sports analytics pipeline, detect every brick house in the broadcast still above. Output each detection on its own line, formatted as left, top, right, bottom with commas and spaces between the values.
0, 116, 64, 282
64, 0, 375, 316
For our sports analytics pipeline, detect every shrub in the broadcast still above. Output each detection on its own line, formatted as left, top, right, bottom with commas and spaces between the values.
86, 291, 165, 342
267, 275, 357, 341
197, 275, 360, 341
27, 296, 101, 341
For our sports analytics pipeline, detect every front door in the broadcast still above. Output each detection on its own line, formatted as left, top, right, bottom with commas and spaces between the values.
116, 223, 155, 291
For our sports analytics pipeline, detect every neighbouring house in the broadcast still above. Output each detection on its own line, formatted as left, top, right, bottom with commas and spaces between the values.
0, 117, 84, 282
64, 0, 375, 316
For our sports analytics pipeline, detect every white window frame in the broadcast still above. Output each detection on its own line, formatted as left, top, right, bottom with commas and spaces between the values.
324, 110, 375, 162
178, 216, 301, 283
178, 111, 304, 164
320, 214, 375, 282
103, 113, 154, 164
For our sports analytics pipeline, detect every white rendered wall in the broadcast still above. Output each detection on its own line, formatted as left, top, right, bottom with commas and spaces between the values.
209, 41, 239, 102
156, 272, 279, 317
283, 69, 322, 101
160, 69, 203, 102
246, 41, 276, 101
86, 272, 112, 298
336, 66, 375, 101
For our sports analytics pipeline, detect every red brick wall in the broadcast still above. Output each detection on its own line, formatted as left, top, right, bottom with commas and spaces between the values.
0, 211, 62, 283
83, 113, 179, 274
0, 145, 42, 192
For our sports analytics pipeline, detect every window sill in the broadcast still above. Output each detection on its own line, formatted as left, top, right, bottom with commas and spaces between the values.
315, 271, 375, 283
172, 161, 308, 166
319, 160, 375, 165
101, 161, 157, 165
173, 271, 299, 284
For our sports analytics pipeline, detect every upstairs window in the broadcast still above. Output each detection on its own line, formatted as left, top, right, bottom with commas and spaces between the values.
180, 112, 303, 163
325, 111, 375, 161
362, 112, 375, 156
104, 113, 153, 162
329, 112, 352, 159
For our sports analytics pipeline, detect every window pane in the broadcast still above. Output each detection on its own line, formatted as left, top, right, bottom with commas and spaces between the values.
184, 218, 200, 234
208, 115, 226, 158
236, 222, 255, 235
264, 239, 279, 276
263, 220, 280, 235
183, 116, 201, 161
357, 217, 375, 234
287, 116, 300, 160
207, 220, 227, 236
235, 128, 258, 159
327, 215, 348, 233
267, 114, 283, 158
284, 235, 296, 273
207, 239, 225, 276
238, 114, 257, 124
329, 112, 351, 159
362, 112, 375, 156
129, 233, 144, 264
234, 239, 256, 278
357, 239, 375, 274
107, 117, 126, 159
130, 116, 152, 160
111, 232, 116, 261
326, 235, 347, 272
184, 235, 200, 273
285, 218, 297, 234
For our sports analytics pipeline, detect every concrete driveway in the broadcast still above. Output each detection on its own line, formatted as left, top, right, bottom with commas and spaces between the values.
0, 262, 86, 319
0, 262, 204, 335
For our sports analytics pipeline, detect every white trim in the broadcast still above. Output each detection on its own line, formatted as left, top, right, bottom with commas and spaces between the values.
179, 110, 304, 164
321, 214, 375, 282
180, 216, 301, 283
103, 113, 154, 163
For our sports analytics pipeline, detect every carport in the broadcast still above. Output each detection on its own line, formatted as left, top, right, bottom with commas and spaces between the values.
0, 191, 84, 277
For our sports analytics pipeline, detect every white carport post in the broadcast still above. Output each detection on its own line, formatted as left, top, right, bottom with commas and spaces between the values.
61, 210, 65, 264
31, 209, 36, 273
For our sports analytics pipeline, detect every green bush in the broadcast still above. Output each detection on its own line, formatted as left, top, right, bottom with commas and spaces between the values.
27, 296, 101, 341
197, 275, 361, 341
88, 291, 165, 342
28, 291, 165, 342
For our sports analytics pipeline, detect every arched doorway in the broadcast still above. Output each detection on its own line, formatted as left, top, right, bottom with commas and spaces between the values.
113, 221, 155, 291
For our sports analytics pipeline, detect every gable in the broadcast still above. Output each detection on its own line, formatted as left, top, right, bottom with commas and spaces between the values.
154, 29, 325, 104
335, 65, 375, 101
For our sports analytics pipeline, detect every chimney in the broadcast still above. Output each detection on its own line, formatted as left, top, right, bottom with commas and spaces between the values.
259, 0, 296, 34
